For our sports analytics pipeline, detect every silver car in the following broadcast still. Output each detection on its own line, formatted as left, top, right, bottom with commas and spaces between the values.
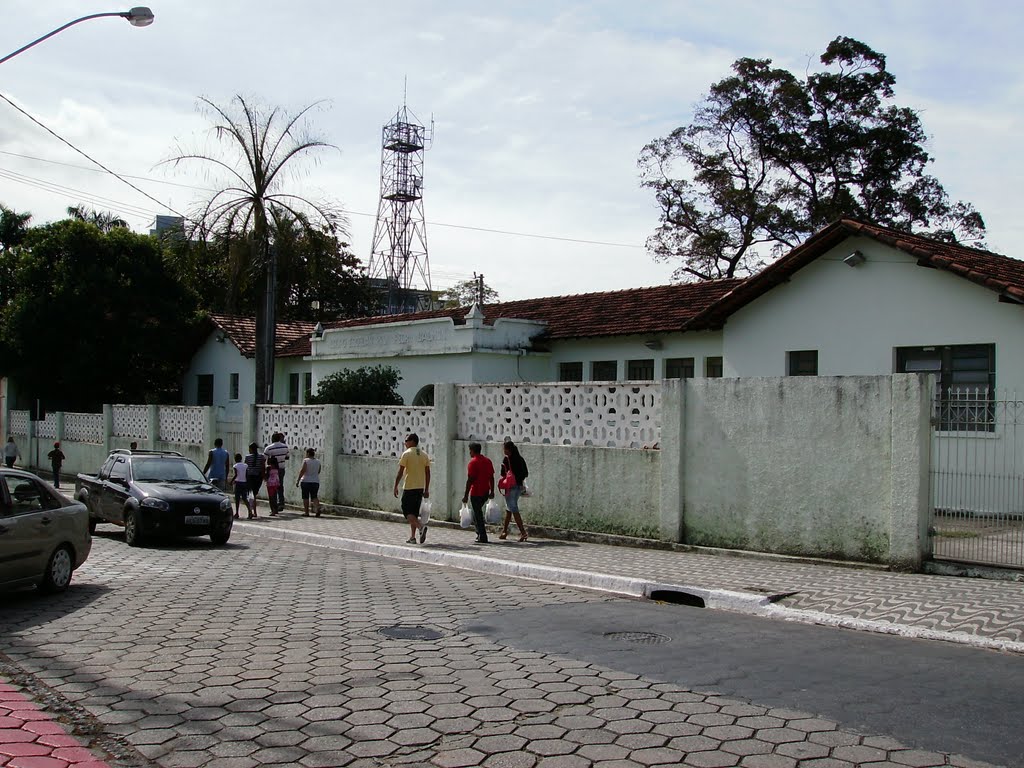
0, 468, 91, 592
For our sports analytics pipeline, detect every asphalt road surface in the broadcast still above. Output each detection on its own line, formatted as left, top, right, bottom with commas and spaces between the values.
0, 529, 1019, 768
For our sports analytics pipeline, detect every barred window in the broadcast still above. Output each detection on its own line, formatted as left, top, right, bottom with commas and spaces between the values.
665, 357, 694, 379
558, 362, 583, 382
787, 350, 818, 376
897, 344, 995, 431
627, 359, 655, 380
592, 361, 617, 381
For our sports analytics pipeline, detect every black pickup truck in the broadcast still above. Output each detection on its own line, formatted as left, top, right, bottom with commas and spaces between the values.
75, 449, 233, 546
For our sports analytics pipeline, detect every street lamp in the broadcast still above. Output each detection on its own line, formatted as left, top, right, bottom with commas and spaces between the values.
0, 8, 155, 66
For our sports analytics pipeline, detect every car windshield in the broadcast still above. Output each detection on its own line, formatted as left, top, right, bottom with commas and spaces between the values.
132, 458, 207, 484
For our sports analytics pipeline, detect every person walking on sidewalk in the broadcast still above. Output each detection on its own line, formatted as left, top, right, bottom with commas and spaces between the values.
4, 437, 20, 468
393, 433, 430, 544
47, 441, 65, 488
264, 433, 290, 512
498, 440, 529, 542
203, 437, 231, 490
244, 443, 266, 518
229, 453, 251, 519
265, 456, 282, 516
296, 448, 322, 517
462, 442, 495, 544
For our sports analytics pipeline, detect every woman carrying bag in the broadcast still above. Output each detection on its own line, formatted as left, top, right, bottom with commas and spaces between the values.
498, 440, 529, 541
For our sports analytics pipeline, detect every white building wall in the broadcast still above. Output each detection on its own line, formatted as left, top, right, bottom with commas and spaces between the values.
182, 333, 254, 418
549, 332, 723, 380
723, 237, 1024, 389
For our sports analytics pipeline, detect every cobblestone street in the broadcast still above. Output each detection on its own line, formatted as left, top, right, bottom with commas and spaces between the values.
0, 531, 1016, 767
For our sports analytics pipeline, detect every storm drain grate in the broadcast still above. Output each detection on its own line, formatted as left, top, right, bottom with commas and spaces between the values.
604, 631, 671, 645
378, 625, 445, 641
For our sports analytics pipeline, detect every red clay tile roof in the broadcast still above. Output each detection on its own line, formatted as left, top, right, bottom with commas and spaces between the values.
209, 313, 315, 358
682, 219, 1024, 330
214, 220, 1024, 359
277, 280, 743, 357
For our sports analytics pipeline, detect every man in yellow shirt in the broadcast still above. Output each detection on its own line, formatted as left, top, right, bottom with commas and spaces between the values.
393, 433, 431, 544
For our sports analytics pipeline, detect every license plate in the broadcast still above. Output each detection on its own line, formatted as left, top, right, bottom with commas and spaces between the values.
184, 515, 210, 526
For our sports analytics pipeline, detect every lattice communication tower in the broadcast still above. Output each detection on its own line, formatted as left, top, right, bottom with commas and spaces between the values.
367, 104, 434, 314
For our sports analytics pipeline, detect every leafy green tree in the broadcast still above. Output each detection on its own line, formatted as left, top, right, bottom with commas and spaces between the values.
0, 220, 201, 411
639, 36, 985, 280
273, 222, 376, 321
438, 277, 499, 308
164, 95, 344, 402
162, 221, 375, 322
66, 205, 129, 232
307, 366, 403, 406
0, 205, 31, 308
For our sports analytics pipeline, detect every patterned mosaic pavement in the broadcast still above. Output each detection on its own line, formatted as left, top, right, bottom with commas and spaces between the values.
236, 507, 1024, 652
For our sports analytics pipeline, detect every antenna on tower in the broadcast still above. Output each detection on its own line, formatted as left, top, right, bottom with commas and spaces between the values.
367, 93, 434, 315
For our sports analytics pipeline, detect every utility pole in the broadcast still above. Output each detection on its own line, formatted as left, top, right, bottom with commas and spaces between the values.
474, 272, 484, 305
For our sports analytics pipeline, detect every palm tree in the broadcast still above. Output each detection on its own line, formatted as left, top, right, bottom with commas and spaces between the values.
164, 95, 346, 403
66, 205, 129, 232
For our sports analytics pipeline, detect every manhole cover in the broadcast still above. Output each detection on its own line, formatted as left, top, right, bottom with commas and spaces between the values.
604, 631, 671, 645
378, 625, 444, 641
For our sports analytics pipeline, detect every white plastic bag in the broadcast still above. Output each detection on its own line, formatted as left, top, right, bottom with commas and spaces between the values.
520, 481, 532, 498
418, 499, 432, 527
485, 499, 502, 525
459, 503, 473, 529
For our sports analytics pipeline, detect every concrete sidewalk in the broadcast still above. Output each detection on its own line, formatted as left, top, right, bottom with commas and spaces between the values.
233, 505, 1024, 656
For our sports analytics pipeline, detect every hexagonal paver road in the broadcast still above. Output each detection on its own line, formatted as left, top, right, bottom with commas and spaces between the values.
0, 533, 1007, 768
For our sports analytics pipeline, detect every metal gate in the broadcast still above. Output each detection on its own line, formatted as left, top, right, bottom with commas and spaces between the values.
930, 389, 1024, 568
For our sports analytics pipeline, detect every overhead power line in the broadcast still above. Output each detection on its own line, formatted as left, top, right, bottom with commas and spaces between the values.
0, 168, 157, 220
0, 91, 190, 222
1, 149, 644, 249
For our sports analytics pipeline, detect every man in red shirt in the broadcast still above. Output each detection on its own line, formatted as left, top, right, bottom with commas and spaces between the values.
461, 442, 495, 544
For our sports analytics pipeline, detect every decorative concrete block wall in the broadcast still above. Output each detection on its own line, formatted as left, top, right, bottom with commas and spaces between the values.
0, 375, 932, 567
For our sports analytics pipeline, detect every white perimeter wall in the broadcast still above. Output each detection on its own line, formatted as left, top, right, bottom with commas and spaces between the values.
681, 375, 930, 564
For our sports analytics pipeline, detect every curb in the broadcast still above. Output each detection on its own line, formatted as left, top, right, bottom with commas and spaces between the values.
236, 524, 771, 610
237, 523, 1024, 656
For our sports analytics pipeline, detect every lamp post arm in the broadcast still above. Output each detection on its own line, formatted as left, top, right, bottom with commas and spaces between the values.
0, 11, 139, 66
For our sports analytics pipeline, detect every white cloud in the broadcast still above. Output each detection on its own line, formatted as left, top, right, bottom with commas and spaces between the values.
1, 0, 1022, 301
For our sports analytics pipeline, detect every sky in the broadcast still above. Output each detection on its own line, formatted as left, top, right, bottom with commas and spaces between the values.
1, 1, 1022, 302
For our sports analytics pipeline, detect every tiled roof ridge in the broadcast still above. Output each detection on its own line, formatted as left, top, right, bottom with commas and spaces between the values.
209, 311, 314, 333
682, 218, 1024, 331
311, 278, 746, 333
494, 277, 743, 304
840, 218, 1024, 302
839, 218, 1008, 260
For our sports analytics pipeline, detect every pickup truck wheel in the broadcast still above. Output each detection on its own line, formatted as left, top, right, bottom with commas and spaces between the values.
210, 527, 231, 546
124, 509, 145, 547
39, 545, 74, 593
